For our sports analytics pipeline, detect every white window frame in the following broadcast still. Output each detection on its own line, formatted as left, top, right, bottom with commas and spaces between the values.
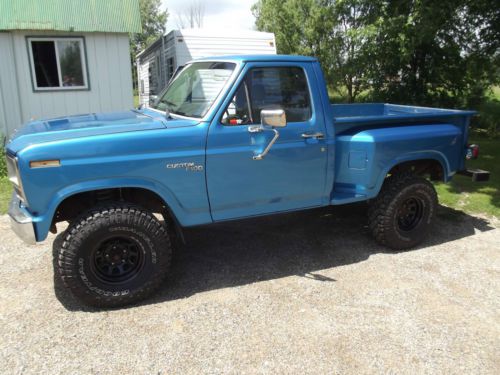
27, 37, 89, 91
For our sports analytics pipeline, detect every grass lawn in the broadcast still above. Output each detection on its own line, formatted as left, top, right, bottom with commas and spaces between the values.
435, 137, 499, 218
0, 177, 11, 215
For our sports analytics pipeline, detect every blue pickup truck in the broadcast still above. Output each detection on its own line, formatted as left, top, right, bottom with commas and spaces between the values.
5, 55, 489, 307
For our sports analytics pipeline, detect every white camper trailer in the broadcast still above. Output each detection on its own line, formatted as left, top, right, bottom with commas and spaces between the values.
136, 29, 277, 106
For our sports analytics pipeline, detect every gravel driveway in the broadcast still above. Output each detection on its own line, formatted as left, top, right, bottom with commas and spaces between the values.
0, 204, 499, 374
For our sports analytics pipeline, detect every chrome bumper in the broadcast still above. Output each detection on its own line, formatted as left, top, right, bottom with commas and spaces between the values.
8, 193, 36, 245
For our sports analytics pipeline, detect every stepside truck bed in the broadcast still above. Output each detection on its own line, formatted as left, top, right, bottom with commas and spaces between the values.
330, 104, 476, 204
331, 103, 475, 129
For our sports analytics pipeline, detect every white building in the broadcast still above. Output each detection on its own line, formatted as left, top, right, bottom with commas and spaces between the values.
0, 0, 141, 138
137, 29, 277, 106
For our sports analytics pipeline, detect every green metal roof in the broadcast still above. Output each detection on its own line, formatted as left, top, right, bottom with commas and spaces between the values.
0, 0, 142, 33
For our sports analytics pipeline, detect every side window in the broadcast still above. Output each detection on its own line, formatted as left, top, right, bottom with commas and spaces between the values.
222, 66, 311, 125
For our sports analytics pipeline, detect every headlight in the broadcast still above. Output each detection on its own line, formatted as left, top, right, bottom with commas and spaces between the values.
5, 154, 27, 203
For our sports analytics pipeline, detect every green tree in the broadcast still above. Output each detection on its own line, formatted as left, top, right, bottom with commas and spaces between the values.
252, 0, 499, 107
328, 0, 380, 102
369, 0, 499, 107
252, 0, 378, 102
130, 0, 168, 90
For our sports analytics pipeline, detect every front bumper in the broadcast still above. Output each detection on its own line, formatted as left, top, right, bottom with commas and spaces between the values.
8, 193, 36, 245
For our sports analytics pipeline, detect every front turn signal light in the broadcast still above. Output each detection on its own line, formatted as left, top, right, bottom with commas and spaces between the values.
29, 160, 61, 168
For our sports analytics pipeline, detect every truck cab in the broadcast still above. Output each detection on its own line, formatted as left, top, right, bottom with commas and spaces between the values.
5, 55, 489, 307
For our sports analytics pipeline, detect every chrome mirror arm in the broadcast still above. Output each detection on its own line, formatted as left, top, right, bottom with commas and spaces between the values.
253, 128, 280, 160
247, 109, 286, 160
248, 125, 280, 160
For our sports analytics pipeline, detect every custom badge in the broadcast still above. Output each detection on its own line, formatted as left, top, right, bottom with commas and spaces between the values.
166, 162, 204, 172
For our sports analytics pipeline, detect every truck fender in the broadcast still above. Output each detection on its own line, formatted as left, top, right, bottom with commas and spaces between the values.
371, 151, 450, 198
34, 177, 184, 242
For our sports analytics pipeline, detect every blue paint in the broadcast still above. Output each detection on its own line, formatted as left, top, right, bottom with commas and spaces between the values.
5, 55, 476, 242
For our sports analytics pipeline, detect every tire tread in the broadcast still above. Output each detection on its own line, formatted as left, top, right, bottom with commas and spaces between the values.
368, 173, 437, 250
56, 202, 171, 308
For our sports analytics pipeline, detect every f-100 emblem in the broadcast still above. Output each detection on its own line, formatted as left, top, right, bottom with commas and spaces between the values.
166, 162, 204, 172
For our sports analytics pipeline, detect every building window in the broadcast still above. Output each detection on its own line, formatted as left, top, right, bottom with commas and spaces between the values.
27, 37, 88, 91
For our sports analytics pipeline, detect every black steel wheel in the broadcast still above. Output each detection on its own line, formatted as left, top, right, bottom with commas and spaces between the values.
396, 197, 425, 232
91, 237, 145, 284
57, 203, 172, 308
369, 173, 437, 250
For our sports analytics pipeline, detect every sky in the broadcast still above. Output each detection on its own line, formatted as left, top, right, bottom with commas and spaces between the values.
162, 0, 257, 32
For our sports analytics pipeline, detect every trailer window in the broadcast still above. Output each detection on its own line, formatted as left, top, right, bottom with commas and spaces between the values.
27, 37, 88, 91
167, 57, 175, 80
222, 66, 311, 125
153, 62, 236, 118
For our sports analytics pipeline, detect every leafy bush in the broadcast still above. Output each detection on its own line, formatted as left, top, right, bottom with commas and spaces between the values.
0, 134, 7, 178
468, 97, 500, 139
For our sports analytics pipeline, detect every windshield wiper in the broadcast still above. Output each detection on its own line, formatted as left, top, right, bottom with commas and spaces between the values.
161, 99, 177, 107
170, 110, 188, 116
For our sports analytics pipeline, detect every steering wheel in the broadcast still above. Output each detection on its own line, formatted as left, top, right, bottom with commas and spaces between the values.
224, 97, 238, 123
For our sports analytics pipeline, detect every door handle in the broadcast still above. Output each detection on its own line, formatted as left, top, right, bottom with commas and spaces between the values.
301, 132, 325, 140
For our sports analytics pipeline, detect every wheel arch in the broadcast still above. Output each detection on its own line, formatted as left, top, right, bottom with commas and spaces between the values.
371, 152, 449, 199
35, 178, 184, 241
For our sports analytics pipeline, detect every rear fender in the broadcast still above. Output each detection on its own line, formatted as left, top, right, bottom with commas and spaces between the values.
371, 151, 450, 198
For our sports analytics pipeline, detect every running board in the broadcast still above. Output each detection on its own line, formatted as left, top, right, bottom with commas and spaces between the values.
331, 192, 367, 205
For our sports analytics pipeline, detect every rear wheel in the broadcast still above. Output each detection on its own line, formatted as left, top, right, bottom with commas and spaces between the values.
368, 173, 438, 250
57, 203, 171, 308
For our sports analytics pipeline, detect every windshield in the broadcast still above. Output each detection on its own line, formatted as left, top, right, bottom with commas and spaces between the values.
152, 61, 236, 118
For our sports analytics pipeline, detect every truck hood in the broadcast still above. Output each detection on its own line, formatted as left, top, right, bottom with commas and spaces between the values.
6, 109, 199, 154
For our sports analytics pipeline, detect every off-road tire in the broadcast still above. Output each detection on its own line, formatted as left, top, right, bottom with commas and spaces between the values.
368, 173, 438, 250
57, 203, 171, 308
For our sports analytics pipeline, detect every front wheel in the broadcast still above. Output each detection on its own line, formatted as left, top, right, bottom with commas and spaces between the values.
368, 173, 438, 250
57, 203, 171, 308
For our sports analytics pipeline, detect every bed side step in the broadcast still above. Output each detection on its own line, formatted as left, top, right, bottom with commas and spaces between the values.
457, 169, 490, 182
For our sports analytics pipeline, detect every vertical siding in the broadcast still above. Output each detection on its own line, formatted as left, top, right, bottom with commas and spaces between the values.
0, 32, 23, 138
117, 32, 133, 109
137, 60, 150, 106
1, 30, 134, 136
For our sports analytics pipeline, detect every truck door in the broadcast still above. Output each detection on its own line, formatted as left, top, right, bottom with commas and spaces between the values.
206, 62, 328, 220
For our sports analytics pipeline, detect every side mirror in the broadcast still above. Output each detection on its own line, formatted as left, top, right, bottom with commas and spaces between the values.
248, 109, 287, 160
261, 109, 287, 128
